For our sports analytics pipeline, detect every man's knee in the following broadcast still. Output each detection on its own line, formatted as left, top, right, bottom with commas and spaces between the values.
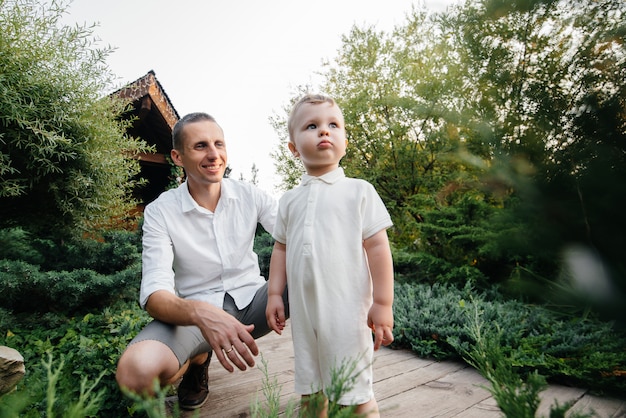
116, 340, 179, 395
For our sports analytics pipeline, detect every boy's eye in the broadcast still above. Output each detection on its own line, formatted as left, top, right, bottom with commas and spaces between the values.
330, 122, 338, 128
306, 124, 317, 130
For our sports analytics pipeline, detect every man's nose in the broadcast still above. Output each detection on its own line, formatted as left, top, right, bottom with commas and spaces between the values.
205, 144, 219, 158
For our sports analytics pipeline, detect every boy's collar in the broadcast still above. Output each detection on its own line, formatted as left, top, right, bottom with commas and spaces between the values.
301, 167, 345, 185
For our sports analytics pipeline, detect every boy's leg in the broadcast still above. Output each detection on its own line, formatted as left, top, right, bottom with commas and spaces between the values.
354, 398, 380, 418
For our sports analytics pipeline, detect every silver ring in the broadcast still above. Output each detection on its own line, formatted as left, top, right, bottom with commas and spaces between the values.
224, 346, 234, 354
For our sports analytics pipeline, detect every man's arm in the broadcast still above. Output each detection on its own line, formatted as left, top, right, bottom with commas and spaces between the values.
363, 229, 394, 351
145, 290, 258, 372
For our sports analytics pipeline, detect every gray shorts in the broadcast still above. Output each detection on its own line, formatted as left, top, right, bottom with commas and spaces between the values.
129, 282, 288, 366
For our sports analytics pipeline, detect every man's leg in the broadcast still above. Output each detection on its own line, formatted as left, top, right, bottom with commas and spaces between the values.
116, 320, 210, 401
116, 339, 182, 395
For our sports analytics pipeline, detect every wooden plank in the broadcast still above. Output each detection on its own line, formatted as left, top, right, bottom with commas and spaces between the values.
567, 392, 626, 417
377, 368, 493, 417
375, 361, 469, 400
456, 397, 503, 418
536, 384, 587, 417
159, 328, 624, 417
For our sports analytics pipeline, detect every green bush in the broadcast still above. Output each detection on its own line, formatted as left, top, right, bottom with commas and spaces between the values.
0, 300, 151, 417
42, 230, 142, 274
393, 248, 488, 287
1, 226, 623, 415
392, 282, 626, 397
254, 230, 274, 280
456, 303, 593, 418
0, 259, 140, 314
0, 228, 47, 265
0, 227, 142, 313
0, 227, 142, 274
0, 0, 150, 238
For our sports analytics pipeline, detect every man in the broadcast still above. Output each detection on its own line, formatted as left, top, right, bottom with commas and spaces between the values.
116, 112, 287, 410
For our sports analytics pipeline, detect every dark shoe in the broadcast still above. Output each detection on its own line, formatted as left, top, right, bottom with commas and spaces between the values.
178, 353, 211, 410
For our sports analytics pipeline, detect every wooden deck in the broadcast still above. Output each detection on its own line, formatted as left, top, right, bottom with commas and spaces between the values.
169, 329, 626, 417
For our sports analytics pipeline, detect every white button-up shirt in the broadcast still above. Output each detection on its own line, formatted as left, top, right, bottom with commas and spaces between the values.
139, 178, 277, 310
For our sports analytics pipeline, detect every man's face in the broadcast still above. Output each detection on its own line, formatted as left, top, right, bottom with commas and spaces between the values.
171, 120, 227, 186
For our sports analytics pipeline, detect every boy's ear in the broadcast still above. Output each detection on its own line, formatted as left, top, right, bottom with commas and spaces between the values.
288, 142, 300, 158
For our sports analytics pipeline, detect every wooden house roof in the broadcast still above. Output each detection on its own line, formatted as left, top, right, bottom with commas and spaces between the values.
114, 70, 180, 163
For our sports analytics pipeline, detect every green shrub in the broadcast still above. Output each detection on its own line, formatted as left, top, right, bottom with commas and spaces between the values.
0, 227, 142, 313
0, 0, 150, 239
393, 249, 489, 287
0, 353, 106, 418
41, 230, 142, 274
0, 227, 141, 273
250, 355, 360, 418
0, 227, 47, 265
455, 303, 593, 418
0, 259, 140, 313
254, 230, 274, 280
392, 282, 626, 397
1, 300, 151, 417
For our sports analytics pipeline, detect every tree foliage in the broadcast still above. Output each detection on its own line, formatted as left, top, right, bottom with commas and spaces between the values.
0, 0, 150, 238
446, 0, 626, 304
271, 0, 626, 303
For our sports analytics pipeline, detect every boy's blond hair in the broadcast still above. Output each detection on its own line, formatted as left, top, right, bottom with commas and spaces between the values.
287, 94, 338, 141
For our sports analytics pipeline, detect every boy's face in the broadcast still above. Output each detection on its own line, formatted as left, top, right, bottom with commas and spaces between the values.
289, 102, 347, 177
170, 120, 228, 186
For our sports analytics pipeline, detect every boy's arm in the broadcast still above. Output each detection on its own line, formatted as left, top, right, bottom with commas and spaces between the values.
363, 229, 394, 350
266, 241, 288, 334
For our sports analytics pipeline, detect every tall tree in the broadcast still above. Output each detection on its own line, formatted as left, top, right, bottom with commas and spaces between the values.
0, 0, 150, 238
446, 0, 625, 301
272, 0, 626, 299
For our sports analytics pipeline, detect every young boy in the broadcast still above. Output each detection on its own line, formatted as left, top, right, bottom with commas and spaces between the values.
266, 94, 394, 417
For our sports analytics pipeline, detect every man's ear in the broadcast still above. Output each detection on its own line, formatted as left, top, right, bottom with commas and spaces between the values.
288, 142, 300, 158
171, 148, 184, 167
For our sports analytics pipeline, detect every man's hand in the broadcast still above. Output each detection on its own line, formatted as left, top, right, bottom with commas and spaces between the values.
195, 307, 259, 373
145, 290, 259, 373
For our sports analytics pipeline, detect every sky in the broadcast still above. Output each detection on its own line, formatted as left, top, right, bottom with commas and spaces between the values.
62, 0, 457, 196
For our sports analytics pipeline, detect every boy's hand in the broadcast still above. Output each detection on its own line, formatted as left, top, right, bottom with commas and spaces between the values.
367, 302, 394, 351
266, 294, 286, 335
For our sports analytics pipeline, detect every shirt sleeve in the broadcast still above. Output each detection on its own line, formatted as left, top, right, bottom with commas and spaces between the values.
255, 186, 278, 235
139, 202, 177, 309
361, 181, 393, 240
272, 193, 288, 244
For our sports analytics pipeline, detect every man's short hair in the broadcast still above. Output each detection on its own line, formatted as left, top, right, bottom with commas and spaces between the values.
172, 112, 218, 150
